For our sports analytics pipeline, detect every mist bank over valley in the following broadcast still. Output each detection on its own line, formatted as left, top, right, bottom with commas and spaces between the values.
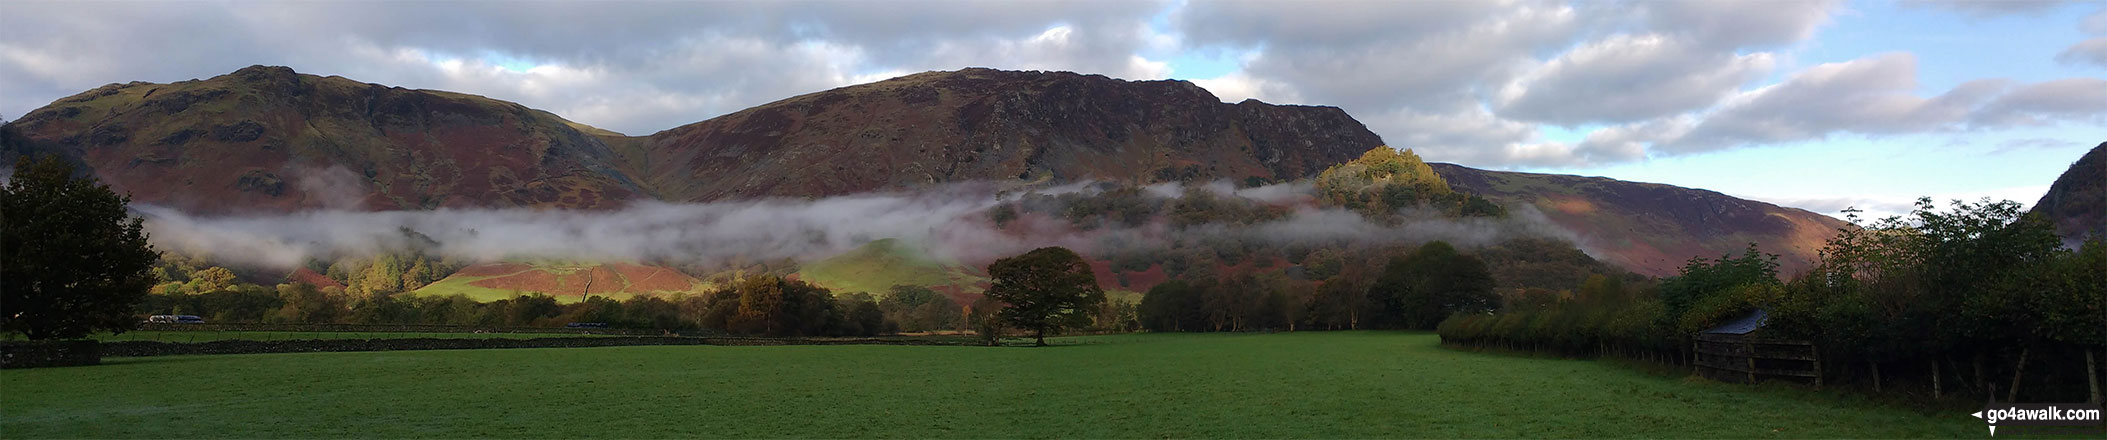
136, 179, 1581, 275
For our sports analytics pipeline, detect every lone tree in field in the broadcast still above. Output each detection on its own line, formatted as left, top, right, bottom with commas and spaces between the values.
985, 246, 1106, 346
1, 156, 159, 340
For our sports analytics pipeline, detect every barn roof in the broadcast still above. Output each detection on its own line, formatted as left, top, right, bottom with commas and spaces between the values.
1703, 309, 1768, 335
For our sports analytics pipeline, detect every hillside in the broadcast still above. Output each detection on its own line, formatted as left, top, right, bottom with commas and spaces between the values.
2031, 142, 2106, 245
1, 65, 644, 213
623, 68, 1385, 201
4, 65, 1861, 281
1429, 163, 1847, 277
412, 262, 709, 303
791, 239, 988, 302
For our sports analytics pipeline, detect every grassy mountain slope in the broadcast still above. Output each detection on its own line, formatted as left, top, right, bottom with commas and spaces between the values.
2, 65, 643, 213
2031, 141, 2106, 245
412, 262, 708, 303
792, 239, 988, 299
1429, 163, 1847, 277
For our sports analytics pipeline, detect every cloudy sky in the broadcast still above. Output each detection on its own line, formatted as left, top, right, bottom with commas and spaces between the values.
3, 0, 2101, 220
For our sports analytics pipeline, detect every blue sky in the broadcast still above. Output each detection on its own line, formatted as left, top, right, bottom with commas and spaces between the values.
1547, 1, 2101, 218
1, 0, 2101, 220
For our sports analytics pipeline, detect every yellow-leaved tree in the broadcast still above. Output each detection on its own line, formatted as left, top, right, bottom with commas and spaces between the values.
1313, 147, 1454, 216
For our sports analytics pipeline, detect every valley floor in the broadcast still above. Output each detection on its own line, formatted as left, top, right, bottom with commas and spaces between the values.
1, 332, 1994, 438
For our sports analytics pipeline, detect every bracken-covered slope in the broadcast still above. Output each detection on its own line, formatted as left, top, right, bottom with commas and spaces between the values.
2, 65, 643, 213
1429, 163, 1848, 277
2032, 142, 2106, 245
622, 68, 1385, 201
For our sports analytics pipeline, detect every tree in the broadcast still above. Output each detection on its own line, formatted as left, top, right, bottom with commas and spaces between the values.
1, 156, 160, 339
1367, 241, 1496, 329
1140, 280, 1202, 332
1657, 244, 1779, 320
186, 266, 237, 294
984, 247, 1106, 346
1313, 147, 1453, 217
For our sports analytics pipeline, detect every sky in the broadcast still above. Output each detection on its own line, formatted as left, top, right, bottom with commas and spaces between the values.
2, 0, 2101, 221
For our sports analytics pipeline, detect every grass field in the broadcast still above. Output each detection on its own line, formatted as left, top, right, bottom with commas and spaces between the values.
75, 330, 617, 343
0, 332, 2003, 438
794, 238, 987, 297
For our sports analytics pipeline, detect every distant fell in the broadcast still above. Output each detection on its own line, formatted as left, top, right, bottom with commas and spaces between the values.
2032, 142, 2106, 245
624, 68, 1386, 201
5, 65, 1863, 279
1429, 163, 1848, 277
2, 65, 644, 213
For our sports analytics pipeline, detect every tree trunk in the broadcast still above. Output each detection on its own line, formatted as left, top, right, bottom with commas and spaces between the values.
2008, 345, 2031, 402
1931, 358, 1942, 400
2088, 349, 2101, 405
1035, 328, 1047, 347
1871, 361, 1882, 393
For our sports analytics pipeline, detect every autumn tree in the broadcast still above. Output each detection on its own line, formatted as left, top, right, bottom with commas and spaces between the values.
1, 156, 159, 339
984, 247, 1106, 346
1313, 147, 1453, 217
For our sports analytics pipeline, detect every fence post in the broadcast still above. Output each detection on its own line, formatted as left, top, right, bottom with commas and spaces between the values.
1744, 340, 1757, 384
1812, 343, 1823, 389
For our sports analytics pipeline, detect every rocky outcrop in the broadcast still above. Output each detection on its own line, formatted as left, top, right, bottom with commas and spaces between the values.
624, 68, 1386, 201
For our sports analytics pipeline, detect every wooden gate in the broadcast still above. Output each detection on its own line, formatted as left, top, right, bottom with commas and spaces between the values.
1693, 333, 1821, 387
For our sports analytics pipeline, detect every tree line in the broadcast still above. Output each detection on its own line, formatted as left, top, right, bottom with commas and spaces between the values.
1439, 199, 2105, 403
1140, 241, 1499, 332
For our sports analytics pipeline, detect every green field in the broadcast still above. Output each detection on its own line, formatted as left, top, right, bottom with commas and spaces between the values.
407, 270, 535, 302
795, 238, 987, 297
77, 330, 617, 343
1, 332, 1996, 438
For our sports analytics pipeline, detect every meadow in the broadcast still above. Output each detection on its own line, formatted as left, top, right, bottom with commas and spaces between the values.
75, 330, 618, 343
0, 332, 1994, 438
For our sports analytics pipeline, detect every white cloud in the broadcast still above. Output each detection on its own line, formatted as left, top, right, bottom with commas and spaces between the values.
1495, 34, 1775, 124
0, 0, 1171, 135
1971, 77, 2107, 126
1747, 184, 2051, 221
1644, 0, 1841, 49
2059, 36, 2107, 67
2086, 8, 2107, 34
1174, 0, 1846, 168
1189, 70, 1300, 104
2, 0, 2101, 173
1901, 0, 2075, 17
1663, 53, 2000, 152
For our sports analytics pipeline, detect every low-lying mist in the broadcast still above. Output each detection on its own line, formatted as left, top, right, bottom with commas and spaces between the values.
137, 181, 1582, 272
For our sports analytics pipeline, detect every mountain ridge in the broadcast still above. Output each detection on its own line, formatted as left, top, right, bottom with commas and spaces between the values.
4, 65, 1850, 278
3, 65, 645, 213
623, 67, 1385, 201
1429, 162, 1847, 277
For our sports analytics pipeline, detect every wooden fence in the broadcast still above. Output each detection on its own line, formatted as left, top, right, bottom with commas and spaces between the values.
1693, 333, 1821, 387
